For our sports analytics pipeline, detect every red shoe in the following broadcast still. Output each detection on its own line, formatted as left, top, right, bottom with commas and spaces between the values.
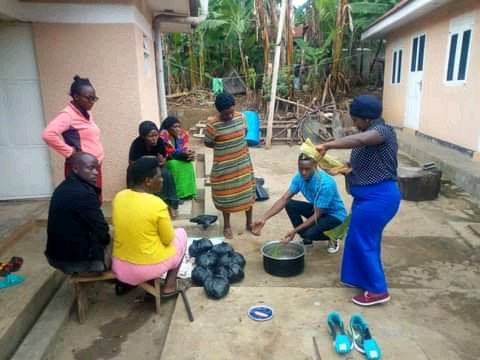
352, 291, 390, 306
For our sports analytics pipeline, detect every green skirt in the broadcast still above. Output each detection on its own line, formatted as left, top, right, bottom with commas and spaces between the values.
166, 159, 197, 199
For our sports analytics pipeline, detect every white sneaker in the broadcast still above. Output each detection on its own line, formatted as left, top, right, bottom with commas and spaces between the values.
327, 239, 340, 254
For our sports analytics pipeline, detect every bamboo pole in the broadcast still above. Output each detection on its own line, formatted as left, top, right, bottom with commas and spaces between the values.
265, 0, 288, 149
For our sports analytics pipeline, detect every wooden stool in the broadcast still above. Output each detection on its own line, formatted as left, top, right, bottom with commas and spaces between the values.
192, 123, 207, 139
69, 271, 161, 323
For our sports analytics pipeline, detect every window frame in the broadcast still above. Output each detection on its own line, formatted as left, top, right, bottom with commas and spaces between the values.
410, 33, 426, 74
391, 47, 403, 85
444, 13, 475, 85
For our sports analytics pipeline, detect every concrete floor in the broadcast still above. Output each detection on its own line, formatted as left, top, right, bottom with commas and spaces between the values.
45, 145, 480, 359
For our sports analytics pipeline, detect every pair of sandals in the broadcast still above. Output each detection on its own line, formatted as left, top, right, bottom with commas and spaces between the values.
327, 312, 382, 359
0, 256, 25, 290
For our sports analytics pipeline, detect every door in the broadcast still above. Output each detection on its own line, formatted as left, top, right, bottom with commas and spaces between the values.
405, 34, 426, 130
0, 24, 53, 199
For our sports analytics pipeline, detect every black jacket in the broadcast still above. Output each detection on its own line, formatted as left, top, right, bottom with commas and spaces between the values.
128, 136, 167, 162
45, 173, 110, 262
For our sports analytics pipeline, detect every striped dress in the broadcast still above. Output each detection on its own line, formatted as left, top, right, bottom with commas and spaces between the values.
205, 112, 255, 213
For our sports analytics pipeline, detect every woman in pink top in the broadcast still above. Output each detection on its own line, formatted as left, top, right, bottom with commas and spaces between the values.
42, 75, 104, 190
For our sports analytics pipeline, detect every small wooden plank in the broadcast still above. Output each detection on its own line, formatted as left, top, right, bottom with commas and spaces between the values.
70, 271, 117, 283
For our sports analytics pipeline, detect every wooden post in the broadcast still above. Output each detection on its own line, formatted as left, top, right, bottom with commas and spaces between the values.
265, 0, 288, 149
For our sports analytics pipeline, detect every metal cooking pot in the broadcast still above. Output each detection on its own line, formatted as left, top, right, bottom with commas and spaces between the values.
261, 241, 305, 277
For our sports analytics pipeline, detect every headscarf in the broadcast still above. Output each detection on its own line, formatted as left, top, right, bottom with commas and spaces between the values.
138, 120, 158, 137
214, 92, 235, 112
349, 95, 382, 120
160, 116, 180, 131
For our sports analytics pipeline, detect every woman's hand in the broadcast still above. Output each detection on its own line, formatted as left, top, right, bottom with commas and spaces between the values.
157, 154, 166, 166
281, 229, 296, 244
315, 144, 327, 157
186, 149, 195, 161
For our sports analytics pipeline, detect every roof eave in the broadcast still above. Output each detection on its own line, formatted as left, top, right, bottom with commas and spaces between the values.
361, 0, 454, 40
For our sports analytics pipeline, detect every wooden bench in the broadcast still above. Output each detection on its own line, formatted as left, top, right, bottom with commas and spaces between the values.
69, 271, 161, 324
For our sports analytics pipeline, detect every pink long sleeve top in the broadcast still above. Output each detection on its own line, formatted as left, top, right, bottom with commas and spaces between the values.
42, 103, 104, 163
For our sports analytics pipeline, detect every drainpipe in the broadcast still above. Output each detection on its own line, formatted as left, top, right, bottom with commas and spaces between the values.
153, 0, 209, 120
153, 29, 168, 120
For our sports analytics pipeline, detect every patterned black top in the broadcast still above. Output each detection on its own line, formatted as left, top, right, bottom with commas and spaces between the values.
347, 118, 398, 186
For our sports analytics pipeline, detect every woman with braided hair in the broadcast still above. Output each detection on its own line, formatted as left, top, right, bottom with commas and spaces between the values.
204, 92, 256, 239
42, 75, 104, 191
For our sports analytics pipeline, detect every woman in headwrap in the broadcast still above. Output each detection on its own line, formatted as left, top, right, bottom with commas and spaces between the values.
128, 121, 179, 217
204, 92, 256, 239
316, 95, 401, 307
159, 116, 197, 200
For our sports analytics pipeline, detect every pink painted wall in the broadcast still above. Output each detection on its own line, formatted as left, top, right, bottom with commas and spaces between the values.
33, 21, 158, 200
383, 0, 480, 152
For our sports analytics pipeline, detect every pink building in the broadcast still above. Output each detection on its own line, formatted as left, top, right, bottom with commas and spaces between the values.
363, 0, 480, 160
0, 0, 207, 200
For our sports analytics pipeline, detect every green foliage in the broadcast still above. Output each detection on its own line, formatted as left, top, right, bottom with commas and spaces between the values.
262, 67, 291, 98
164, 0, 400, 93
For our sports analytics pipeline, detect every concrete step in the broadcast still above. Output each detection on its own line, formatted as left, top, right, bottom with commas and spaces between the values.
0, 225, 64, 360
0, 200, 48, 256
11, 281, 73, 360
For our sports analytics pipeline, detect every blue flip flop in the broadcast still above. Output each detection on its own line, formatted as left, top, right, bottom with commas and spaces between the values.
327, 311, 353, 354
350, 314, 382, 360
0, 273, 25, 289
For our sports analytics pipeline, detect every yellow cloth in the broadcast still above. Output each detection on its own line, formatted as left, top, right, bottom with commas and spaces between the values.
112, 189, 176, 265
300, 138, 343, 169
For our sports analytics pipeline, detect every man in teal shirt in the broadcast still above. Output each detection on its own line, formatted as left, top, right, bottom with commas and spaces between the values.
252, 153, 347, 253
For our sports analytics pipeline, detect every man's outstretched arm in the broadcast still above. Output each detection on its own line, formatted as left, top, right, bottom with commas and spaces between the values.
252, 191, 294, 234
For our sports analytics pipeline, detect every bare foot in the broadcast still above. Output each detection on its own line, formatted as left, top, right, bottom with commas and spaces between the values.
223, 227, 233, 239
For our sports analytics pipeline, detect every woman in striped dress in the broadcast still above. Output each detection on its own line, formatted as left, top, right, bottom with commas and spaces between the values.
204, 93, 256, 239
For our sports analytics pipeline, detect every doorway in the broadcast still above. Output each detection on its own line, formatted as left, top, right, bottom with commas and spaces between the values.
0, 23, 53, 199
405, 33, 426, 130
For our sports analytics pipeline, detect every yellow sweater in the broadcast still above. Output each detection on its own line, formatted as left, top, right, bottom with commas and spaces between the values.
112, 189, 176, 265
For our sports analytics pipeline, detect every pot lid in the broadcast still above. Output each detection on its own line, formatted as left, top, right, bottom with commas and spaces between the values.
247, 304, 274, 321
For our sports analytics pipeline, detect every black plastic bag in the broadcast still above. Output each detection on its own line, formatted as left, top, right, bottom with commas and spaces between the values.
255, 177, 269, 201
231, 251, 246, 268
204, 275, 230, 299
218, 253, 233, 267
226, 263, 244, 283
188, 238, 213, 258
214, 265, 230, 280
196, 251, 218, 268
191, 266, 213, 286
211, 242, 234, 257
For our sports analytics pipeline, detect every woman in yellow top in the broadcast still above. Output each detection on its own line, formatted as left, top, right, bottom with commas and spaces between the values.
112, 157, 187, 296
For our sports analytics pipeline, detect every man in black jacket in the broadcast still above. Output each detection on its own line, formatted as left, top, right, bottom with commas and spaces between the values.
45, 152, 110, 273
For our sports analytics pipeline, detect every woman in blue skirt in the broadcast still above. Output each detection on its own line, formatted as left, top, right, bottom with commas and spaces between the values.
316, 95, 401, 306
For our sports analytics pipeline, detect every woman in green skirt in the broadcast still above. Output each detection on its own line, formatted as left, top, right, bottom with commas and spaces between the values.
159, 116, 197, 199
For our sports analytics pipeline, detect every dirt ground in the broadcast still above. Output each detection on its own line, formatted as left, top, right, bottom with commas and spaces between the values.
51, 143, 480, 360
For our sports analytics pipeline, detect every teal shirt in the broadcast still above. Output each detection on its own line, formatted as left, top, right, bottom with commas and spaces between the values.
288, 170, 347, 221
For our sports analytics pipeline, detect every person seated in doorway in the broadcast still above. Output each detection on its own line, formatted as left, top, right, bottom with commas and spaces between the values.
112, 157, 187, 297
128, 120, 180, 217
45, 152, 110, 274
252, 152, 347, 253
159, 116, 197, 200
